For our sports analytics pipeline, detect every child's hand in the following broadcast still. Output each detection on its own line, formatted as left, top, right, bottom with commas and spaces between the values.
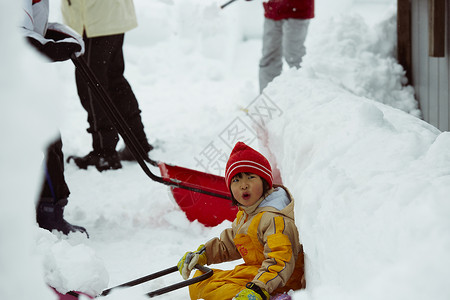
233, 283, 270, 300
177, 244, 207, 280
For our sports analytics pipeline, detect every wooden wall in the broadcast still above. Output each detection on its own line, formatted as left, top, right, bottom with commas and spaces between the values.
409, 0, 449, 131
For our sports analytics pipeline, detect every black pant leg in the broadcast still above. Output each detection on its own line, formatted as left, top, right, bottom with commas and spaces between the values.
108, 34, 151, 151
39, 137, 70, 203
75, 34, 120, 154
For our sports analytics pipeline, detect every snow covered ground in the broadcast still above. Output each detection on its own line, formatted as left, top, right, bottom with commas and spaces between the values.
2, 0, 450, 300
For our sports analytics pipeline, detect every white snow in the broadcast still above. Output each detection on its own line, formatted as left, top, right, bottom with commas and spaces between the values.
1, 0, 449, 300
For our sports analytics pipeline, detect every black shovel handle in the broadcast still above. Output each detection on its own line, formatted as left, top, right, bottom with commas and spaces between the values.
100, 264, 213, 298
70, 55, 230, 200
220, 0, 239, 9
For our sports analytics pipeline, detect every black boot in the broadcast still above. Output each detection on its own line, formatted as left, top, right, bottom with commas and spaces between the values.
37, 199, 89, 237
118, 143, 153, 163
67, 150, 122, 172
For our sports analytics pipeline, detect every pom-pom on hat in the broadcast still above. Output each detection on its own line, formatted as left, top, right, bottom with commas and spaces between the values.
225, 142, 273, 190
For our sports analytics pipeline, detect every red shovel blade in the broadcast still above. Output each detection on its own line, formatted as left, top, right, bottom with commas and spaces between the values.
158, 162, 238, 227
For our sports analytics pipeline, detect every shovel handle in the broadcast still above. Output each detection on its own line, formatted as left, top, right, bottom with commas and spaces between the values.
220, 0, 239, 9
100, 264, 213, 298
71, 55, 231, 200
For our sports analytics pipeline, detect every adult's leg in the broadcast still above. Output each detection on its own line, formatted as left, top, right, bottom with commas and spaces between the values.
259, 18, 283, 93
282, 19, 310, 69
75, 34, 121, 155
107, 34, 152, 155
72, 34, 123, 171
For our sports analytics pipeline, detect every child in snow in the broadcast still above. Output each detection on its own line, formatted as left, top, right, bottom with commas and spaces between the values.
177, 142, 305, 300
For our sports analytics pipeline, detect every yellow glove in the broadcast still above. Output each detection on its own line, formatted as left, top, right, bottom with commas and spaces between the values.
233, 283, 270, 300
177, 244, 207, 280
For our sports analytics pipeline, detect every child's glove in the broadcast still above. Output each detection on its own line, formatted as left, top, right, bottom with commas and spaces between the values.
233, 283, 270, 300
177, 244, 207, 280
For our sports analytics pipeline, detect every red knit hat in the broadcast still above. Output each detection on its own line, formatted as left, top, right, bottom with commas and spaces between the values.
225, 142, 273, 190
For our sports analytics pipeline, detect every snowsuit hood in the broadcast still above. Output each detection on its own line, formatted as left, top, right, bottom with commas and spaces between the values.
244, 185, 294, 217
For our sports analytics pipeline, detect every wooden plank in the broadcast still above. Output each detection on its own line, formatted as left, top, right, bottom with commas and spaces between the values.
438, 60, 449, 131
428, 0, 446, 57
424, 0, 440, 128
414, 0, 430, 122
397, 0, 413, 84
439, 3, 449, 132
428, 57, 439, 128
421, 0, 430, 123
447, 0, 450, 131
411, 0, 420, 100
447, 1, 450, 131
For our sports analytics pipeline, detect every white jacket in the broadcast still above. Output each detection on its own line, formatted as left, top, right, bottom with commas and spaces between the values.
23, 0, 49, 35
22, 0, 84, 57
61, 0, 138, 37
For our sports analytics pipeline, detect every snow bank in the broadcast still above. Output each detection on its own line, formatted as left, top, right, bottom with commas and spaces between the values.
263, 71, 450, 300
35, 229, 108, 296
303, 10, 419, 116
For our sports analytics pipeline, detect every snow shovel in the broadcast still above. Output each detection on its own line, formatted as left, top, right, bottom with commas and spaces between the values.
70, 55, 238, 227
53, 264, 213, 299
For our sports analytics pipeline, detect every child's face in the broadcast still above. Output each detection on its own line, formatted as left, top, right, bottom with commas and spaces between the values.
230, 172, 264, 207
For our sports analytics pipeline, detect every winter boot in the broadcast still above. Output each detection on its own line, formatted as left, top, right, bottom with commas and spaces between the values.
36, 198, 89, 237
96, 151, 122, 171
67, 150, 122, 172
118, 143, 153, 163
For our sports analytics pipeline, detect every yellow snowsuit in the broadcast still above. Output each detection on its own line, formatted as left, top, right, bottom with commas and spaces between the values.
189, 185, 305, 299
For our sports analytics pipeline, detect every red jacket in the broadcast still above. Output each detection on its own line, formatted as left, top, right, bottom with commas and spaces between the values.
263, 0, 314, 21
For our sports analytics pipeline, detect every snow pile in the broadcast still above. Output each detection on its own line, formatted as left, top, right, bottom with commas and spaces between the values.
302, 11, 419, 116
35, 229, 108, 296
263, 72, 450, 300
127, 0, 242, 78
